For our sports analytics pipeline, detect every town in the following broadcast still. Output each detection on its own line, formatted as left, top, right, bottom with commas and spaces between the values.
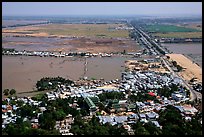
2, 2, 202, 135
2, 55, 202, 135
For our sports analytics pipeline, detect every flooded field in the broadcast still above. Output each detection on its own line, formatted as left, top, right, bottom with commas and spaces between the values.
162, 43, 202, 67
2, 56, 130, 93
2, 36, 67, 51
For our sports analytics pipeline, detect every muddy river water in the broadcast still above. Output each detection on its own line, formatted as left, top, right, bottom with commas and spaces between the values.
2, 55, 130, 92
162, 43, 202, 67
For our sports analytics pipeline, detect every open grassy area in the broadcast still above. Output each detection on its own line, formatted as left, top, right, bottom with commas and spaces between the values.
32, 24, 129, 38
154, 32, 202, 38
3, 23, 130, 38
145, 24, 201, 33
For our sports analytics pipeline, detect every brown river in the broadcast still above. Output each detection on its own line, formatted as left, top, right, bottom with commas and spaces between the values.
2, 55, 130, 93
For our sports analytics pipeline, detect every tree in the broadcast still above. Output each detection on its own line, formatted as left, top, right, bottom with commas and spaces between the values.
39, 112, 56, 130
172, 61, 177, 66
53, 110, 66, 121
16, 100, 24, 107
132, 122, 150, 135
10, 99, 17, 105
177, 65, 183, 72
98, 102, 105, 111
2, 100, 7, 105
123, 49, 126, 54
135, 126, 150, 135
144, 122, 162, 135
17, 104, 35, 118
3, 89, 9, 96
10, 89, 16, 95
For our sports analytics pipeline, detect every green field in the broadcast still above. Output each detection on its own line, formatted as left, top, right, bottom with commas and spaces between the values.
145, 24, 201, 33
154, 32, 202, 38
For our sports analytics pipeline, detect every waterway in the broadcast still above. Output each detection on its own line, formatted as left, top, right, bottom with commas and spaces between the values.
2, 55, 130, 93
162, 43, 202, 67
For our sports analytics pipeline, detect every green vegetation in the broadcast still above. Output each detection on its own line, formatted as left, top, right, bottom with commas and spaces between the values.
132, 105, 202, 135
158, 105, 202, 135
145, 24, 201, 33
132, 122, 162, 135
157, 84, 179, 97
70, 115, 128, 135
3, 89, 10, 96
129, 92, 159, 103
2, 121, 60, 135
36, 76, 73, 91
98, 91, 125, 102
3, 89, 16, 96
154, 32, 202, 38
144, 24, 202, 39
10, 89, 16, 95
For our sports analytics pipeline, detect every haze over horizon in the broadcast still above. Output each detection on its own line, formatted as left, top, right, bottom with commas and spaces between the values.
2, 2, 202, 17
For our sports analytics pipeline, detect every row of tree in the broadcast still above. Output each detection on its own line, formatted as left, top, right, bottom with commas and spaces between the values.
3, 89, 16, 96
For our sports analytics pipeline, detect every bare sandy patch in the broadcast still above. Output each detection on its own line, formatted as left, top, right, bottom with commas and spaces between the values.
166, 54, 202, 83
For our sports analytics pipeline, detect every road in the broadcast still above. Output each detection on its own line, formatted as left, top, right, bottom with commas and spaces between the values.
161, 57, 199, 101
130, 23, 201, 102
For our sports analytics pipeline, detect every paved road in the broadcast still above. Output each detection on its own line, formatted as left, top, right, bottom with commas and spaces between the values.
160, 52, 200, 101
130, 23, 200, 102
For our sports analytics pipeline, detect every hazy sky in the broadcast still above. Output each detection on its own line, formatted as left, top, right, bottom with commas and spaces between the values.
2, 2, 202, 16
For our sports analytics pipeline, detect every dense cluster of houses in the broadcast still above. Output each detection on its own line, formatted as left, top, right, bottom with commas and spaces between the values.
2, 56, 200, 134
155, 38, 202, 43
2, 49, 114, 58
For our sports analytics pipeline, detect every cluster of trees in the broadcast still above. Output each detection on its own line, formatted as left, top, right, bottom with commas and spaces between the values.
157, 83, 180, 97
14, 96, 84, 132
98, 91, 125, 102
16, 104, 39, 119
3, 89, 16, 96
132, 121, 162, 135
70, 115, 128, 135
158, 105, 202, 135
36, 76, 73, 91
129, 92, 160, 103
2, 121, 60, 135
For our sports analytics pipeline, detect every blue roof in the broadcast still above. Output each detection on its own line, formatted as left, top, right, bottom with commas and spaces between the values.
139, 113, 146, 118
151, 121, 160, 128
174, 106, 184, 112
2, 105, 7, 109
146, 112, 157, 118
114, 116, 127, 123
13, 105, 17, 110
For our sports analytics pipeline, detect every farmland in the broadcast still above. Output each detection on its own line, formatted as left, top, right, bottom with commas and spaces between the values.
177, 23, 202, 31
2, 24, 129, 38
143, 24, 202, 39
144, 24, 201, 33
154, 32, 202, 38
2, 23, 140, 53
